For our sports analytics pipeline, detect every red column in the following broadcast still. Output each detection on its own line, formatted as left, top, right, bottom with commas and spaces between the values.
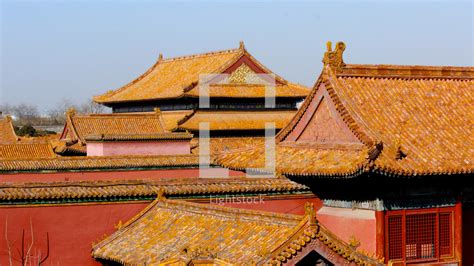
375, 210, 385, 260
454, 201, 462, 265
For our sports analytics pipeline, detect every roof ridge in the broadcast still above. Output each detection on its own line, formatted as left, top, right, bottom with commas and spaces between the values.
0, 177, 298, 188
78, 113, 158, 117
160, 47, 241, 63
93, 59, 162, 103
158, 198, 303, 222
323, 66, 377, 147
338, 64, 473, 79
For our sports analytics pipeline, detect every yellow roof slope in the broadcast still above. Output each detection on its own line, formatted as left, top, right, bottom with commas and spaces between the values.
178, 110, 297, 131
184, 83, 310, 98
216, 143, 369, 176
64, 110, 167, 144
92, 198, 381, 265
94, 48, 242, 103
0, 154, 199, 172
94, 43, 310, 104
218, 42, 474, 177
0, 178, 310, 202
0, 117, 18, 144
0, 143, 56, 160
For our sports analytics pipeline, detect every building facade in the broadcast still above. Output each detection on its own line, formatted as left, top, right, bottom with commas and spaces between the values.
217, 41, 474, 265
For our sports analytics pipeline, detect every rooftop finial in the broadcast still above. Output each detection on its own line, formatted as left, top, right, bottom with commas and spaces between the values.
239, 40, 245, 50
154, 107, 161, 115
157, 188, 166, 201
66, 107, 76, 117
304, 202, 317, 226
322, 41, 346, 70
158, 53, 163, 61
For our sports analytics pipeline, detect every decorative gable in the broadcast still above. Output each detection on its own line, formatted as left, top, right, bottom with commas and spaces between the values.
228, 64, 261, 84
297, 96, 359, 144
285, 83, 360, 145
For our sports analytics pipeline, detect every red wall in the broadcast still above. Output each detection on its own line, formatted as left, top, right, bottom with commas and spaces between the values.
0, 196, 319, 265
0, 203, 149, 266
0, 168, 245, 183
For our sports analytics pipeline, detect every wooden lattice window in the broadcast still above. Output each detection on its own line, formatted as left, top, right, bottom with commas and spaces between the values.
386, 208, 454, 263
439, 212, 453, 256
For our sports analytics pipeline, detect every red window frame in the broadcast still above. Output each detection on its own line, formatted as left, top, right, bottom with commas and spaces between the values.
385, 207, 455, 263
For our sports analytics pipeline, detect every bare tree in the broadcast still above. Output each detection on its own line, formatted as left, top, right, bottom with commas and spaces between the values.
4, 217, 13, 266
77, 99, 106, 114
3, 217, 50, 266
12, 103, 39, 123
46, 99, 77, 124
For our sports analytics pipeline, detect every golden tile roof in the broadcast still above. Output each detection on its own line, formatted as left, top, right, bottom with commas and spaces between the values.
94, 48, 241, 103
63, 109, 167, 145
0, 154, 199, 173
94, 43, 309, 104
0, 143, 57, 160
280, 42, 473, 177
0, 116, 18, 144
217, 42, 473, 177
92, 199, 380, 265
216, 143, 369, 176
51, 139, 87, 155
191, 137, 265, 155
184, 83, 309, 98
161, 110, 194, 131
84, 132, 193, 142
0, 178, 309, 202
178, 110, 297, 131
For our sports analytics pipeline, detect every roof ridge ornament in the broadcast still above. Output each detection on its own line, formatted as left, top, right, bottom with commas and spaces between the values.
158, 53, 163, 61
154, 107, 161, 115
322, 41, 346, 71
66, 107, 76, 117
304, 202, 317, 226
239, 40, 245, 50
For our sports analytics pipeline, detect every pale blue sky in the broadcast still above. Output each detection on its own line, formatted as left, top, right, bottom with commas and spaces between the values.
1, 0, 472, 112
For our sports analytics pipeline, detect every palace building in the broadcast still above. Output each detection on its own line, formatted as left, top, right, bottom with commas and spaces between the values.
217, 42, 474, 265
2, 41, 471, 265
93, 42, 310, 155
57, 108, 193, 156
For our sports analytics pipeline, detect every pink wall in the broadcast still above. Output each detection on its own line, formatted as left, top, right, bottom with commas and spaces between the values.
317, 206, 377, 254
87, 141, 190, 156
0, 168, 245, 183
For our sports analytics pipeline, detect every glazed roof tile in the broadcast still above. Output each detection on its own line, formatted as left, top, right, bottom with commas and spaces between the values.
0, 178, 309, 202
0, 154, 200, 173
178, 110, 297, 131
94, 44, 309, 104
0, 143, 57, 160
161, 110, 194, 131
94, 48, 242, 103
84, 132, 193, 142
191, 137, 265, 155
218, 42, 474, 177
216, 143, 369, 177
62, 110, 169, 145
0, 116, 18, 144
184, 83, 309, 98
92, 198, 380, 265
